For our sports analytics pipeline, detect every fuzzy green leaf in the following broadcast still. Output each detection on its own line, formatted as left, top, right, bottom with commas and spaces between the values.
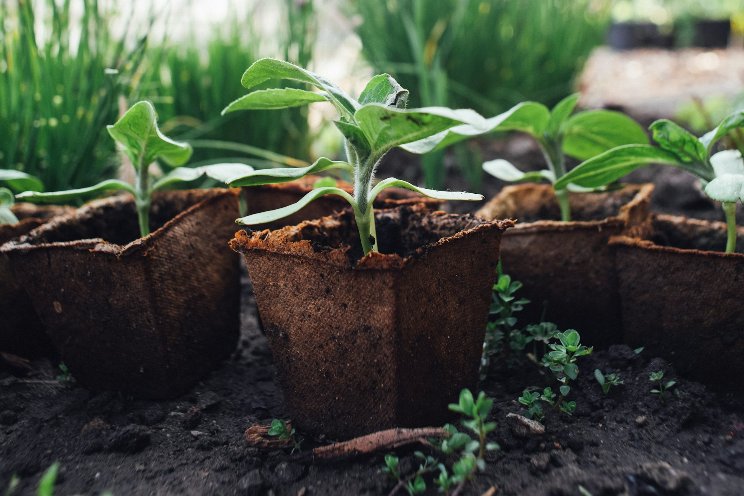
355, 105, 482, 155
400, 101, 549, 154
554, 145, 684, 190
358, 74, 409, 108
368, 177, 482, 205
710, 149, 744, 176
546, 93, 580, 136
0, 188, 18, 225
238, 58, 358, 117
700, 110, 744, 152
563, 110, 649, 161
482, 159, 552, 184
152, 163, 255, 191
334, 121, 372, 160
235, 187, 355, 226
223, 88, 328, 113
0, 169, 44, 193
649, 119, 707, 164
107, 101, 192, 169
16, 179, 135, 204
228, 158, 353, 188
704, 176, 744, 203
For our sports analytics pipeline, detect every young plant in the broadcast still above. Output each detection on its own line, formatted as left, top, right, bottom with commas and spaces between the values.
557, 110, 744, 252
16, 101, 254, 237
0, 170, 44, 225
401, 93, 648, 221
383, 452, 437, 496
267, 418, 302, 453
594, 369, 623, 395
220, 58, 485, 255
649, 371, 677, 402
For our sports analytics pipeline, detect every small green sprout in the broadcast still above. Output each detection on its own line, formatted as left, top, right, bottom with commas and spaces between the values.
649, 371, 677, 402
37, 463, 59, 496
384, 451, 437, 496
594, 369, 623, 395
558, 110, 744, 252
17, 101, 254, 237
518, 390, 544, 421
221, 58, 486, 255
448, 389, 498, 461
267, 418, 301, 452
0, 170, 44, 225
56, 363, 73, 383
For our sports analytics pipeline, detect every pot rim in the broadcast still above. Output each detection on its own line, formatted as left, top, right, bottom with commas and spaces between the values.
231, 206, 513, 272
1, 188, 238, 258
609, 213, 744, 260
499, 183, 654, 235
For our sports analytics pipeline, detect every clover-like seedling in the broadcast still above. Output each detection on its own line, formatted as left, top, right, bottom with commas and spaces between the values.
0, 170, 44, 225
267, 418, 301, 452
401, 93, 648, 221
448, 389, 498, 462
649, 370, 677, 403
221, 58, 485, 255
17, 101, 254, 237
518, 389, 544, 421
594, 369, 623, 395
558, 110, 744, 252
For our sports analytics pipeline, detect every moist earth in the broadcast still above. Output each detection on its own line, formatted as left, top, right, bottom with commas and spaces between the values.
2, 274, 744, 495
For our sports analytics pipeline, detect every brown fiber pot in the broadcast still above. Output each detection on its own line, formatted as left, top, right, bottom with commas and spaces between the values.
0, 204, 74, 358
230, 205, 513, 439
1, 189, 240, 398
611, 214, 744, 390
476, 183, 654, 348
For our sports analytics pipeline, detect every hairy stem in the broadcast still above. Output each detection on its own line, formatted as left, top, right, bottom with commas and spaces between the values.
353, 153, 380, 255
540, 139, 571, 222
555, 189, 571, 222
135, 159, 151, 238
723, 202, 737, 253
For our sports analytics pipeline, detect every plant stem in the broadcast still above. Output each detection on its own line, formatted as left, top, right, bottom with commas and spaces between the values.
355, 207, 378, 255
353, 154, 380, 255
541, 140, 571, 221
135, 159, 151, 238
723, 202, 737, 253
555, 189, 571, 222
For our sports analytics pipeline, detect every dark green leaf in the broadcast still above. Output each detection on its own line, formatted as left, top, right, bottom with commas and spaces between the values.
222, 88, 328, 113
700, 110, 744, 152
0, 169, 44, 193
563, 110, 649, 161
152, 163, 255, 191
546, 93, 580, 137
235, 187, 355, 226
649, 119, 707, 164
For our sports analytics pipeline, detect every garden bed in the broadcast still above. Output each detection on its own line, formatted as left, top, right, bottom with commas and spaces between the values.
2, 276, 744, 495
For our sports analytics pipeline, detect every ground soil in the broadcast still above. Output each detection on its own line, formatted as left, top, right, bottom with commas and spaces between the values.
2, 271, 744, 495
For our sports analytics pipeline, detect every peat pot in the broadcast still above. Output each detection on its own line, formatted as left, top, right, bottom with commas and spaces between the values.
0, 203, 73, 358
611, 214, 744, 390
1, 189, 240, 398
476, 183, 654, 348
230, 205, 512, 439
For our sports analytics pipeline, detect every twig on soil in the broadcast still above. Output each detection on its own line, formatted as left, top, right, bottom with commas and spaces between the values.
308, 427, 448, 461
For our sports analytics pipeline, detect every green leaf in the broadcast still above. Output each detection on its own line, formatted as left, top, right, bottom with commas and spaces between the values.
563, 110, 649, 161
0, 169, 44, 193
594, 369, 605, 384
268, 419, 285, 436
228, 158, 353, 188
354, 104, 481, 155
0, 187, 18, 225
152, 163, 255, 191
559, 385, 571, 396
564, 363, 579, 381
554, 144, 685, 190
235, 187, 355, 226
705, 150, 744, 203
238, 58, 358, 117
368, 177, 482, 205
400, 101, 550, 154
16, 179, 135, 204
649, 119, 708, 164
334, 121, 372, 160
700, 110, 744, 152
313, 177, 338, 188
107, 101, 192, 169
546, 93, 580, 137
358, 74, 408, 108
482, 159, 552, 184
37, 463, 59, 496
222, 88, 328, 113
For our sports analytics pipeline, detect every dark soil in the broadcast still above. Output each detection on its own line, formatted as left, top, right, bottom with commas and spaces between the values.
2, 272, 744, 495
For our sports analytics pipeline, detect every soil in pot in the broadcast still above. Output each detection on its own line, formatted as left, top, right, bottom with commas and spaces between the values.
2, 281, 744, 495
476, 183, 654, 348
1, 189, 241, 399
230, 205, 512, 439
0, 203, 74, 359
611, 213, 744, 391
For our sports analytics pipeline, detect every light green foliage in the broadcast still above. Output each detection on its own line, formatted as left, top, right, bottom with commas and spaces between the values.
559, 109, 744, 252
383, 452, 436, 495
17, 101, 254, 237
37, 463, 59, 496
0, 1, 148, 194
649, 371, 677, 402
0, 188, 18, 225
267, 418, 302, 452
594, 369, 624, 395
223, 59, 484, 255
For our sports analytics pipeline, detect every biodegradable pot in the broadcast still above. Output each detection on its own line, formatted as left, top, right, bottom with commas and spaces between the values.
230, 205, 512, 439
611, 214, 744, 390
476, 183, 654, 347
1, 189, 240, 398
0, 204, 74, 358
693, 19, 731, 48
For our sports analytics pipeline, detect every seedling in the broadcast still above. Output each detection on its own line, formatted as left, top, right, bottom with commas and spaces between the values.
267, 418, 302, 453
220, 58, 485, 255
594, 369, 623, 395
649, 371, 677, 402
37, 463, 59, 496
401, 93, 648, 221
384, 452, 437, 496
557, 110, 744, 252
56, 363, 73, 383
17, 101, 254, 237
0, 170, 44, 225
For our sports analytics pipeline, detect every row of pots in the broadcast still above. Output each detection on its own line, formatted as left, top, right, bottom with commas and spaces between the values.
608, 19, 732, 50
477, 182, 743, 392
